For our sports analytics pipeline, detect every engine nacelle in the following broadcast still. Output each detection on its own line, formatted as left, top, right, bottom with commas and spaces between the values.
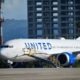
57, 52, 76, 66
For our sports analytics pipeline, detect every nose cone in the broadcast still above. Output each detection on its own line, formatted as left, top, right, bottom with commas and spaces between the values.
0, 48, 8, 59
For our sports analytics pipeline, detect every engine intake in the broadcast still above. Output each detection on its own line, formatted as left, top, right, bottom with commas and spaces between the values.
57, 53, 76, 66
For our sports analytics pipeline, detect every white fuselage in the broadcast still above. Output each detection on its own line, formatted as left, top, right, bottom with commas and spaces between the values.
1, 39, 80, 62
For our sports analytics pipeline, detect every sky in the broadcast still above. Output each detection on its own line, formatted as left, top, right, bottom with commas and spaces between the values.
2, 0, 27, 20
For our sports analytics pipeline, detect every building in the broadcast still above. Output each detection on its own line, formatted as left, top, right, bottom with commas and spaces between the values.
27, 0, 80, 39
0, 0, 4, 45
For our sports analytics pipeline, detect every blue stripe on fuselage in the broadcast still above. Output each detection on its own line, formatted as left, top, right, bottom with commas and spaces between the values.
25, 42, 52, 50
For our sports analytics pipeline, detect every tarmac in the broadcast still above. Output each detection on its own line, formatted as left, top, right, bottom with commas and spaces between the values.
0, 68, 80, 80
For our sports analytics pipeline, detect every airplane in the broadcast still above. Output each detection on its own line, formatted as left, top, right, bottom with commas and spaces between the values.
0, 38, 80, 68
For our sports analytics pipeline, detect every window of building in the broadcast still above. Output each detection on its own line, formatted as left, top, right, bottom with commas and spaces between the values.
37, 29, 43, 36
61, 23, 67, 26
68, 7, 74, 10
28, 1, 33, 5
43, 6, 50, 11
61, 11, 67, 15
29, 23, 33, 28
28, 18, 33, 22
37, 18, 42, 22
53, 18, 58, 22
28, 7, 33, 11
75, 11, 80, 15
36, 2, 42, 5
37, 24, 43, 28
53, 29, 59, 35
53, 2, 58, 5
53, 13, 58, 16
61, 28, 67, 34
37, 13, 42, 17
76, 17, 80, 21
68, 12, 73, 16
29, 29, 34, 35
61, 6, 67, 10
75, 6, 80, 10
36, 7, 42, 11
69, 23, 73, 28
68, 1, 73, 5
75, 0, 80, 4
61, 17, 67, 21
43, 23, 50, 29
43, 12, 49, 17
28, 12, 33, 17
68, 18, 73, 22
53, 7, 58, 11
53, 24, 58, 28
61, 0, 67, 4
69, 29, 73, 34
43, 1, 49, 5
44, 18, 50, 22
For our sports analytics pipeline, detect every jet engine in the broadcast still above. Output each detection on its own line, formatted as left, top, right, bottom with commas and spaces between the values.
57, 52, 76, 67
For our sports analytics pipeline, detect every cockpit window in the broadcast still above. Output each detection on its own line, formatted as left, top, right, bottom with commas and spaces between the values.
0, 45, 13, 48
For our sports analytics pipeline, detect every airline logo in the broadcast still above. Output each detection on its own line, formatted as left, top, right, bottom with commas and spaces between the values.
25, 42, 52, 50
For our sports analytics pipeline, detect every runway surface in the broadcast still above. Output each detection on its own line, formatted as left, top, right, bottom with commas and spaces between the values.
0, 68, 80, 80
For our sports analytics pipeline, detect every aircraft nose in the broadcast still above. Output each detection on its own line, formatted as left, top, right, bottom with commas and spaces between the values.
0, 45, 13, 58
0, 48, 8, 58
